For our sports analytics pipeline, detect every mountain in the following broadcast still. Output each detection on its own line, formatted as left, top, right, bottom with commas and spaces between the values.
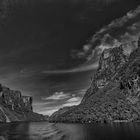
0, 85, 45, 122
49, 5, 140, 123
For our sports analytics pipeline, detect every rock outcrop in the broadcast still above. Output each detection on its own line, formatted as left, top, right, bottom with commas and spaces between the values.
0, 85, 44, 122
50, 38, 140, 123
49, 5, 140, 123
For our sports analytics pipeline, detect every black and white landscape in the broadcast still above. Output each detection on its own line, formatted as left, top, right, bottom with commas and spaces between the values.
0, 0, 140, 140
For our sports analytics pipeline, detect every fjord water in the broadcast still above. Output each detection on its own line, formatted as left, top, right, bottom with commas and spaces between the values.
0, 1, 140, 140
0, 122, 140, 140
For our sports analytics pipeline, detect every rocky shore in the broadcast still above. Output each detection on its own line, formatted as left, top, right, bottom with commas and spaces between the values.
0, 85, 45, 122
49, 5, 140, 123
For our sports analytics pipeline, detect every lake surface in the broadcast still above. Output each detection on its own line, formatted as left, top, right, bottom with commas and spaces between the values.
0, 122, 140, 140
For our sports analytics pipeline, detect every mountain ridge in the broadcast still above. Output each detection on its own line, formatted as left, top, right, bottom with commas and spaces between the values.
49, 5, 140, 123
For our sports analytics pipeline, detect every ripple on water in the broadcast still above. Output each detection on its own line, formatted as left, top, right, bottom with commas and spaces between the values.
29, 122, 67, 140
1, 122, 140, 140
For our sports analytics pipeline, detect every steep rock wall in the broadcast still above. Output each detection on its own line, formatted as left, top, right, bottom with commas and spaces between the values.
50, 38, 140, 123
0, 85, 44, 122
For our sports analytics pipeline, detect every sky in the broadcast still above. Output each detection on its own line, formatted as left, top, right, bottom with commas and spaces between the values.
0, 0, 139, 115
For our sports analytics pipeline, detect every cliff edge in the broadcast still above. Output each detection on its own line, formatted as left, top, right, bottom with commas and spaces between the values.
50, 38, 140, 123
0, 85, 44, 122
50, 5, 140, 123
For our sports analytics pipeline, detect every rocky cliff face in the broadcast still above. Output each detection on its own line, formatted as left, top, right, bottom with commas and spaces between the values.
49, 5, 140, 123
82, 45, 128, 103
0, 85, 44, 122
50, 38, 140, 123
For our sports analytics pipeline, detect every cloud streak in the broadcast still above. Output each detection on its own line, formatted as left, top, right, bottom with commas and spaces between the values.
34, 89, 86, 116
42, 92, 70, 100
42, 62, 98, 75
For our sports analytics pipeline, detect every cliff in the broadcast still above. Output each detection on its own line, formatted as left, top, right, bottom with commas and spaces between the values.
50, 38, 140, 123
0, 85, 44, 122
49, 6, 140, 123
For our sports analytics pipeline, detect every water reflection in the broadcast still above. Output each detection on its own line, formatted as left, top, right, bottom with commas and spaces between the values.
0, 122, 140, 140
0, 122, 30, 140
